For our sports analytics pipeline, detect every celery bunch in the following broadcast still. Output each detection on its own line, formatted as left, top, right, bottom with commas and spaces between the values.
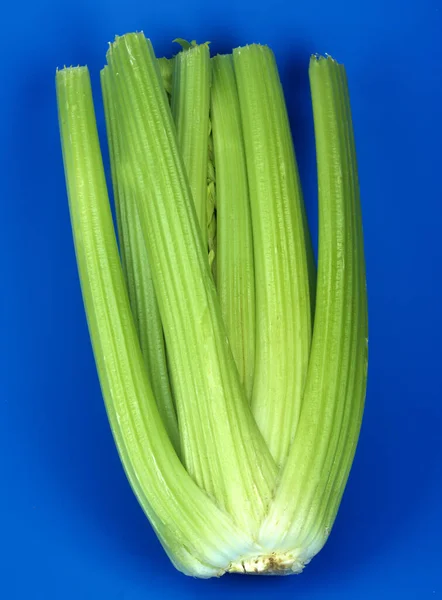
56, 33, 368, 578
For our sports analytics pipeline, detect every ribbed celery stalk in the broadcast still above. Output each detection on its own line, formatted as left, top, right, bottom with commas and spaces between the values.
171, 42, 210, 244
101, 66, 180, 454
211, 54, 255, 401
258, 56, 368, 566
233, 45, 314, 466
158, 57, 173, 96
56, 65, 258, 577
105, 34, 277, 534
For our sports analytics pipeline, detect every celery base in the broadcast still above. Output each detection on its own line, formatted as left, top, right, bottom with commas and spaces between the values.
228, 551, 306, 576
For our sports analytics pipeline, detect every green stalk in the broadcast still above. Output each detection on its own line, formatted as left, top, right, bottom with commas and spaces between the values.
105, 33, 277, 534
101, 66, 180, 455
171, 42, 210, 245
158, 57, 173, 96
301, 60, 368, 559
211, 54, 255, 401
258, 57, 368, 563
56, 65, 258, 577
233, 45, 314, 467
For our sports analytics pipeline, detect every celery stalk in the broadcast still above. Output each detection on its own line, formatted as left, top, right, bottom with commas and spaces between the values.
233, 45, 314, 467
101, 66, 180, 454
210, 54, 255, 401
171, 42, 211, 245
105, 33, 277, 534
258, 56, 368, 564
301, 60, 368, 559
56, 65, 258, 577
158, 57, 173, 96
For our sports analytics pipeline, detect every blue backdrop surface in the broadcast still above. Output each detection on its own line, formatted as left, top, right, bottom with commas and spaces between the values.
1, 0, 441, 598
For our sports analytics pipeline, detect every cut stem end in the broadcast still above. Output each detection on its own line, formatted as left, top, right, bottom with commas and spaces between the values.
227, 552, 306, 576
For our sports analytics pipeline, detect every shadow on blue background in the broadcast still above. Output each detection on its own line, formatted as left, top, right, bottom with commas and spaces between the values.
1, 1, 441, 598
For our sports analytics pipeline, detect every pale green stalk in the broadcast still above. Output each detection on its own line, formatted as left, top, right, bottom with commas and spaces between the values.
211, 54, 255, 401
301, 61, 368, 559
56, 65, 259, 577
258, 56, 368, 564
105, 33, 278, 534
233, 45, 314, 467
101, 66, 180, 454
171, 42, 210, 244
158, 57, 173, 96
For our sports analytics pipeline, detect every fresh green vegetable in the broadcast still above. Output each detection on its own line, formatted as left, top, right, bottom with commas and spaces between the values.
56, 33, 368, 578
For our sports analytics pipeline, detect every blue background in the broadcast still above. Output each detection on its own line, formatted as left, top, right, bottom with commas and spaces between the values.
2, 0, 441, 598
